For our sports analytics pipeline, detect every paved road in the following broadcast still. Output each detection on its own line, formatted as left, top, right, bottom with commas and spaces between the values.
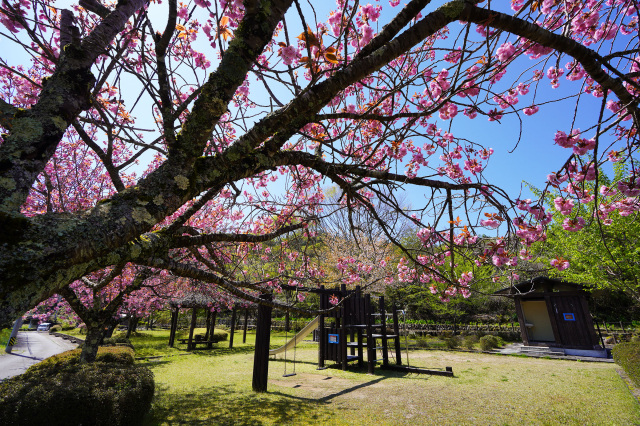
0, 331, 78, 381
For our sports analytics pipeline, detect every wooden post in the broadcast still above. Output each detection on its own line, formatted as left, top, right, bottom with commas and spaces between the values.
380, 296, 388, 367
243, 308, 250, 344
392, 303, 402, 365
365, 294, 375, 374
252, 293, 273, 392
211, 310, 217, 330
187, 308, 197, 351
318, 285, 326, 369
208, 310, 217, 349
355, 286, 363, 368
513, 298, 530, 346
204, 310, 212, 341
168, 307, 178, 347
340, 284, 348, 370
229, 307, 237, 349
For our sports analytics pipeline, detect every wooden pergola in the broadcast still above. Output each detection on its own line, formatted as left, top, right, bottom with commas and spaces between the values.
168, 293, 253, 350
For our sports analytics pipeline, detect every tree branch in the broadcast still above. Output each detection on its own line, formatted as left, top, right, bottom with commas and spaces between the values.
169, 221, 312, 248
460, 4, 639, 123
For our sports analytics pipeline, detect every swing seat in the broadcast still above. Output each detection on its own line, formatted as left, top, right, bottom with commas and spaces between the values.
282, 373, 297, 378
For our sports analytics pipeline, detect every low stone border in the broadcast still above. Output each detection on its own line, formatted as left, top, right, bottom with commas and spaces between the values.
616, 368, 640, 404
50, 332, 84, 345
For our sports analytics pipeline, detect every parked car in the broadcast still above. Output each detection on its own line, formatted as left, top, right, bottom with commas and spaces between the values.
37, 322, 52, 331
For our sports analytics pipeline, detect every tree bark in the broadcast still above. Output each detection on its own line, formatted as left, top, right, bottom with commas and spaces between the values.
81, 321, 108, 363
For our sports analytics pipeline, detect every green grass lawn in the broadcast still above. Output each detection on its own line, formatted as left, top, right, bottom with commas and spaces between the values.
118, 329, 640, 425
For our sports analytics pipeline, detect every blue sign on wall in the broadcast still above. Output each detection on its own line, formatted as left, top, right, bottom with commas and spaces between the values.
563, 313, 576, 321
328, 334, 339, 344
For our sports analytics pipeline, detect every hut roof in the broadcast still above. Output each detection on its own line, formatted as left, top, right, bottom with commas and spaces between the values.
169, 292, 217, 308
494, 276, 585, 296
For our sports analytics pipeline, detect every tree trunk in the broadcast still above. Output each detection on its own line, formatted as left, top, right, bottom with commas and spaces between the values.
126, 314, 138, 338
81, 322, 106, 363
104, 322, 117, 338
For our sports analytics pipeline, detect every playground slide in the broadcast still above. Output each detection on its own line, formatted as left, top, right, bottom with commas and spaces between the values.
269, 316, 320, 356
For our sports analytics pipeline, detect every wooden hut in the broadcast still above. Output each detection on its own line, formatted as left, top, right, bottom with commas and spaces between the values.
495, 277, 604, 355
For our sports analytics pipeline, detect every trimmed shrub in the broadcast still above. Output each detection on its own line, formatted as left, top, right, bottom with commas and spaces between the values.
49, 325, 62, 333
496, 331, 521, 342
479, 335, 503, 351
463, 335, 479, 350
612, 342, 640, 387
444, 336, 460, 349
212, 329, 228, 342
28, 347, 135, 373
102, 336, 134, 349
0, 348, 153, 426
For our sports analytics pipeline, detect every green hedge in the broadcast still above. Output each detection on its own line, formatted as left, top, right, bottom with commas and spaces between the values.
612, 342, 640, 387
479, 335, 504, 351
0, 347, 153, 426
212, 329, 228, 342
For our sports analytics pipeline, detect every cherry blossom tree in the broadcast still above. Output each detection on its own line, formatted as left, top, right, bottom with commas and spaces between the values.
319, 187, 402, 292
1, 0, 639, 331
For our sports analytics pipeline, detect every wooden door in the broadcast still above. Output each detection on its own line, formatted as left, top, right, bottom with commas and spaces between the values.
549, 295, 597, 349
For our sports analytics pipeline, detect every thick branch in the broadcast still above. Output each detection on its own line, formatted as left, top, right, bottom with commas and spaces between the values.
170, 0, 294, 160
79, 0, 111, 18
0, 0, 146, 212
169, 221, 311, 248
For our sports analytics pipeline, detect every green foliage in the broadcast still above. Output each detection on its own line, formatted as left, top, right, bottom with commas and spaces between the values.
49, 324, 62, 333
529, 171, 640, 308
0, 348, 153, 426
385, 284, 515, 323
479, 335, 503, 351
212, 329, 228, 342
411, 335, 448, 350
102, 336, 134, 349
31, 347, 135, 372
463, 334, 479, 350
589, 290, 640, 322
444, 336, 461, 349
612, 342, 640, 388
0, 328, 10, 346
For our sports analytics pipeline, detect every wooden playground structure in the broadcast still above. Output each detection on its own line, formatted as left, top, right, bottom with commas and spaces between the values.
252, 285, 453, 392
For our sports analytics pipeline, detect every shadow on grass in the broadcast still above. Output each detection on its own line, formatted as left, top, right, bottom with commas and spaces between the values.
269, 357, 319, 367
188, 344, 257, 357
145, 383, 333, 425
269, 376, 387, 403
